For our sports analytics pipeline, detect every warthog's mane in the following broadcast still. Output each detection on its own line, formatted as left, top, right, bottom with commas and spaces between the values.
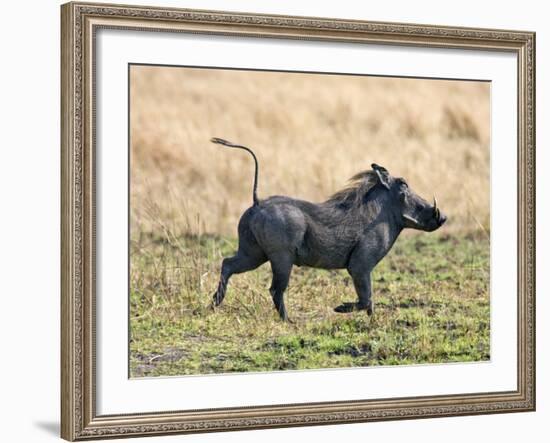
325, 170, 380, 209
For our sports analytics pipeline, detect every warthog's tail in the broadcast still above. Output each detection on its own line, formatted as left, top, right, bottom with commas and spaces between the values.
210, 137, 259, 206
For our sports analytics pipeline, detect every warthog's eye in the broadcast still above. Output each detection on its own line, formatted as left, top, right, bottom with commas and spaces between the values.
396, 178, 408, 191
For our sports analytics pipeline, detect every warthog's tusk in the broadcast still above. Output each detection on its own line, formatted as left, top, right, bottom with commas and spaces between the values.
433, 195, 440, 219
403, 214, 418, 225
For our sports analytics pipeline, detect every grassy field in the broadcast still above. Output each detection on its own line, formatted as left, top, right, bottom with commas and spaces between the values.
130, 231, 489, 376
129, 66, 491, 377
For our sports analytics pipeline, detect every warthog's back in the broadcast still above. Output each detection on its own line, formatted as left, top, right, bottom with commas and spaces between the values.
246, 196, 362, 269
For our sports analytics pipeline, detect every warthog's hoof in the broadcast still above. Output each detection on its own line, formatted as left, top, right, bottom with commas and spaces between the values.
334, 302, 373, 315
212, 291, 224, 307
274, 308, 293, 323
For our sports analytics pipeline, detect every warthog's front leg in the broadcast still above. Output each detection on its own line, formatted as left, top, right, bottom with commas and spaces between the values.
335, 247, 374, 315
334, 271, 373, 315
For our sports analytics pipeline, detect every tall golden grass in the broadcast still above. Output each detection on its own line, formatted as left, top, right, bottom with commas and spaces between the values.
130, 66, 490, 238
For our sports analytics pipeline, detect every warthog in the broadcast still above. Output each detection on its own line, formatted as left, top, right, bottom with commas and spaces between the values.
210, 137, 447, 321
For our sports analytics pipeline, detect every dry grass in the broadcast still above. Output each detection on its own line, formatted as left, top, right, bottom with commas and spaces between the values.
130, 66, 490, 239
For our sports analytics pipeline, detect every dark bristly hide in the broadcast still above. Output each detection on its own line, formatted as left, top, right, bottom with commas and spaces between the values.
210, 138, 447, 321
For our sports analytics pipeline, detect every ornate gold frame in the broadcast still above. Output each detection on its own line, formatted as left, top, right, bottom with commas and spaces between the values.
61, 2, 536, 440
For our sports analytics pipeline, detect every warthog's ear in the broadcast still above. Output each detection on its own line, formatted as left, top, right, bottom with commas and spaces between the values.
371, 163, 391, 190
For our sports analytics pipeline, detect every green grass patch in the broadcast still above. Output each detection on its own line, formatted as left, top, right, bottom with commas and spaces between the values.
129, 230, 490, 377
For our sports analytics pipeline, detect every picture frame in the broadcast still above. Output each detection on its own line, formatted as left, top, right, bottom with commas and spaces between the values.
60, 1, 536, 440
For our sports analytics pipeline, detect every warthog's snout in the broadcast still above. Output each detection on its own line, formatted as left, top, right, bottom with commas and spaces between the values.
433, 196, 447, 227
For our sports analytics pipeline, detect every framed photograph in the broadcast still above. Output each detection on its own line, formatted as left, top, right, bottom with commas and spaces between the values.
61, 1, 536, 440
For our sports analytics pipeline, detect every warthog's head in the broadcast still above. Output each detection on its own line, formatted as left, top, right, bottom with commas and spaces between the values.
372, 163, 447, 232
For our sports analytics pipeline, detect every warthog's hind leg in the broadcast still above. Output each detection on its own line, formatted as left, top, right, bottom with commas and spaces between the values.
268, 253, 293, 322
212, 251, 266, 307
